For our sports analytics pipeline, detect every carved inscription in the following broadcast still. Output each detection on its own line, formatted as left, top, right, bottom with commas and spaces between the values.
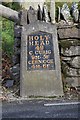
27, 31, 55, 70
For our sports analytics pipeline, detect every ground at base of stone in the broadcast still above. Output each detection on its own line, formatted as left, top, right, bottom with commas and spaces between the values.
0, 88, 80, 102
0, 78, 80, 102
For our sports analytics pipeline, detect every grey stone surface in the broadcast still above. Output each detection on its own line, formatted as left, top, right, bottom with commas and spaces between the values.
72, 57, 80, 68
14, 25, 22, 38
71, 2, 79, 22
42, 4, 50, 22
58, 27, 80, 39
3, 80, 14, 88
10, 64, 20, 73
57, 6, 60, 22
20, 21, 63, 97
27, 6, 37, 24
14, 47, 20, 55
12, 55, 20, 65
61, 46, 80, 56
11, 72, 20, 82
20, 1, 45, 11
57, 25, 80, 88
50, 0, 55, 23
20, 10, 28, 26
14, 38, 21, 47
10, 64, 20, 82
61, 3, 71, 23
66, 77, 80, 87
58, 20, 73, 26
2, 79, 14, 88
67, 67, 80, 76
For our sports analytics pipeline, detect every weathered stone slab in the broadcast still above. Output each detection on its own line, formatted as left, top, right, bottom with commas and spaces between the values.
12, 55, 20, 65
71, 2, 79, 22
20, 10, 28, 26
42, 4, 50, 22
27, 6, 37, 24
67, 67, 80, 76
66, 77, 80, 87
61, 3, 71, 23
20, 21, 63, 97
14, 25, 22, 38
58, 27, 80, 39
61, 46, 80, 56
50, 0, 55, 23
72, 57, 80, 69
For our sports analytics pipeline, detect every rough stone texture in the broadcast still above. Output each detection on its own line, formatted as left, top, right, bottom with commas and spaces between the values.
42, 4, 50, 22
67, 67, 80, 76
14, 47, 20, 55
20, 21, 63, 97
2, 79, 14, 88
10, 64, 20, 73
10, 64, 20, 82
58, 24, 80, 88
50, 0, 55, 23
12, 7, 80, 95
61, 46, 80, 56
72, 57, 80, 69
14, 38, 21, 47
58, 26, 80, 39
66, 77, 80, 87
13, 24, 21, 66
20, 1, 45, 11
12, 55, 20, 65
71, 2, 79, 22
27, 7, 37, 24
61, 3, 71, 23
14, 25, 22, 38
19, 10, 28, 26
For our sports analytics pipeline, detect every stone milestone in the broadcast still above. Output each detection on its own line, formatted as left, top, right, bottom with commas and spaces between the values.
20, 21, 63, 97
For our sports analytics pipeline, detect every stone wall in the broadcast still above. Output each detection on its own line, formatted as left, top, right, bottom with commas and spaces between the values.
57, 24, 80, 88
12, 5, 80, 90
12, 23, 80, 89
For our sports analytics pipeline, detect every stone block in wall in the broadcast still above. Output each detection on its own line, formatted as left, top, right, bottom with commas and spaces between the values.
14, 26, 22, 38
67, 67, 80, 77
10, 64, 20, 82
66, 77, 80, 87
58, 27, 80, 39
14, 47, 20, 55
10, 64, 20, 74
61, 46, 80, 56
12, 55, 20, 65
14, 38, 21, 47
62, 57, 71, 61
62, 56, 80, 69
71, 57, 80, 69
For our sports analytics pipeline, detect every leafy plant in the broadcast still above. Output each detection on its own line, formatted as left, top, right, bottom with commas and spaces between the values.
1, 2, 21, 58
1, 17, 14, 58
2, 2, 21, 11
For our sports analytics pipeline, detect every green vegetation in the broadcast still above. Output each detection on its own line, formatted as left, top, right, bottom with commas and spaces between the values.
1, 2, 21, 58
1, 17, 14, 58
2, 2, 21, 11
